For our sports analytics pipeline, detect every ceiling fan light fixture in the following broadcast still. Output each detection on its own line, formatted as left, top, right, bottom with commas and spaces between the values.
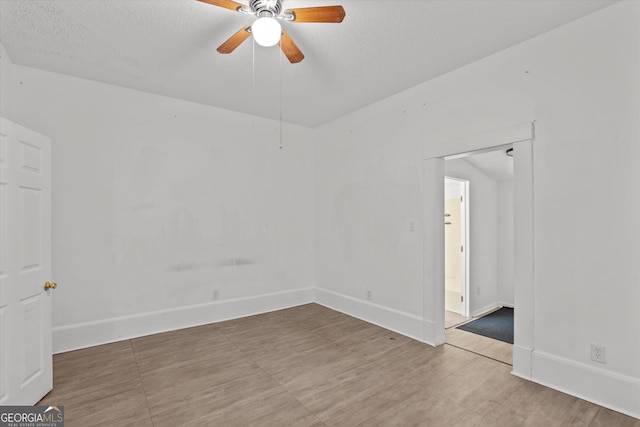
251, 17, 281, 47
201, 0, 345, 62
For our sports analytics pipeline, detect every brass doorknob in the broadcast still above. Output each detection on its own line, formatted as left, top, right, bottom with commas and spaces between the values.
44, 282, 57, 290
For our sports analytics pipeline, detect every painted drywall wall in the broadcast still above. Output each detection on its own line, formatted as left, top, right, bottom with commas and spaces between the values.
445, 158, 498, 316
497, 180, 514, 306
315, 1, 639, 417
314, 112, 424, 338
0, 42, 13, 120
11, 66, 315, 352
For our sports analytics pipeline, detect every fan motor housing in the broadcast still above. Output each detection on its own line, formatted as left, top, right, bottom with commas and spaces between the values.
250, 0, 282, 17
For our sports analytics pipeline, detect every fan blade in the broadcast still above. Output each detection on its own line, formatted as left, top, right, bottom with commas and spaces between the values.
198, 0, 245, 13
284, 5, 345, 23
217, 25, 252, 54
280, 30, 304, 64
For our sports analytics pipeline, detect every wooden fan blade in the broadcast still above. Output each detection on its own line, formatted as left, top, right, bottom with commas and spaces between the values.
284, 5, 345, 23
217, 25, 252, 54
280, 30, 304, 63
198, 0, 245, 13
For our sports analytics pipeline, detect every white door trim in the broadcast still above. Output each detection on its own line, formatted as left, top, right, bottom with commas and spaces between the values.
422, 122, 534, 379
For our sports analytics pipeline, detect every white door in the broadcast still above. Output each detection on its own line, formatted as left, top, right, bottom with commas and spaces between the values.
0, 117, 53, 405
444, 196, 463, 313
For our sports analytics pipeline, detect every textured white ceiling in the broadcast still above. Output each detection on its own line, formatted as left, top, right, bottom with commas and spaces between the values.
0, 0, 618, 127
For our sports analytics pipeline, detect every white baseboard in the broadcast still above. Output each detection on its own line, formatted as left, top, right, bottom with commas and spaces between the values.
52, 287, 314, 354
498, 301, 514, 309
314, 287, 436, 346
531, 350, 640, 420
512, 344, 533, 380
471, 303, 499, 317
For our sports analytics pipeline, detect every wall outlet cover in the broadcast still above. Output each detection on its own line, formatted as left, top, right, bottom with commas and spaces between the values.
590, 344, 606, 363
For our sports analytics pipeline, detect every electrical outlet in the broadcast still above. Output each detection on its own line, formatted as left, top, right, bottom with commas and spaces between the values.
366, 290, 372, 301
591, 344, 606, 363
212, 290, 219, 301
476, 287, 480, 296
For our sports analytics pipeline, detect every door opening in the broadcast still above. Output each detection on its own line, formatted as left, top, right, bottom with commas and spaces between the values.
422, 122, 534, 378
443, 147, 516, 364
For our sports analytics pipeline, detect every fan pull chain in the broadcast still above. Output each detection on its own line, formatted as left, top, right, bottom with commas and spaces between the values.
279, 44, 283, 149
252, 37, 256, 131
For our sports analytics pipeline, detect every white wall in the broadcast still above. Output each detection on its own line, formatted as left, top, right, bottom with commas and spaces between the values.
445, 158, 498, 316
0, 43, 13, 120
315, 1, 639, 417
497, 180, 514, 306
313, 108, 425, 339
11, 66, 315, 352
444, 178, 462, 199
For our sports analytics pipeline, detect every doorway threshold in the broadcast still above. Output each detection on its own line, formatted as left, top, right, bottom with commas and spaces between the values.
445, 327, 512, 366
445, 310, 470, 329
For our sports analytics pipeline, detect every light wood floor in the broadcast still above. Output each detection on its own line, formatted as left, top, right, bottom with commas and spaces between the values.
444, 309, 513, 365
445, 309, 470, 329
39, 304, 639, 426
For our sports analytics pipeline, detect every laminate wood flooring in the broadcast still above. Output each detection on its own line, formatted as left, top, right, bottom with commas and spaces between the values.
39, 303, 639, 427
445, 309, 513, 365
445, 310, 470, 329
445, 327, 513, 366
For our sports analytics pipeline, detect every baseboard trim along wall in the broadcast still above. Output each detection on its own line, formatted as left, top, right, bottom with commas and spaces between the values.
498, 301, 514, 309
471, 303, 501, 318
52, 287, 314, 354
511, 344, 533, 380
531, 350, 640, 420
54, 286, 435, 354
314, 287, 434, 346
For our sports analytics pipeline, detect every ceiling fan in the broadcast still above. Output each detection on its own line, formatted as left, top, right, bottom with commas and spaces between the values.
198, 0, 346, 63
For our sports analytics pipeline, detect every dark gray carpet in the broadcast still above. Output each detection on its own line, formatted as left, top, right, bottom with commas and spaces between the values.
456, 307, 514, 344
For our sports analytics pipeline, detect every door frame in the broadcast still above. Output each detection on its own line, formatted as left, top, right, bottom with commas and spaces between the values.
422, 122, 535, 379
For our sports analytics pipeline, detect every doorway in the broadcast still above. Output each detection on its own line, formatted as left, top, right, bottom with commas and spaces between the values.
443, 147, 515, 364
422, 122, 534, 379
